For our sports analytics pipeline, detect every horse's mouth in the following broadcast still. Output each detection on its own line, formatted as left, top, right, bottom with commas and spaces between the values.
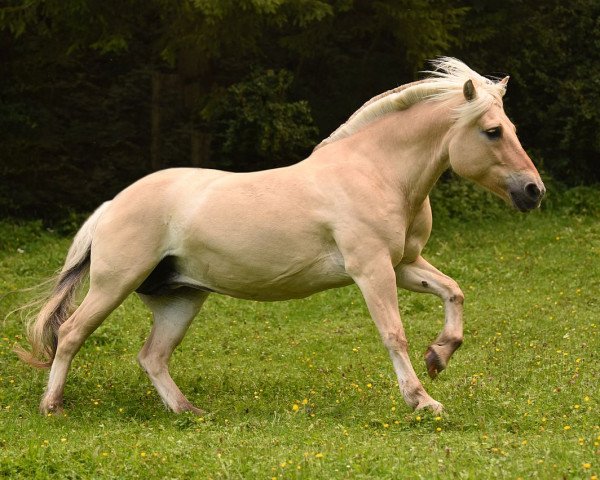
509, 182, 545, 212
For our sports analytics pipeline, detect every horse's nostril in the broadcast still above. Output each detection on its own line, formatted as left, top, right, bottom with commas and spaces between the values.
524, 183, 541, 200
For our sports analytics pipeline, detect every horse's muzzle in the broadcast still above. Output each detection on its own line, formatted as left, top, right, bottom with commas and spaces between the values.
508, 178, 546, 212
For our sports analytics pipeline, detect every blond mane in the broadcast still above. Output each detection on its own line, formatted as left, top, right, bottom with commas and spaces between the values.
314, 57, 507, 151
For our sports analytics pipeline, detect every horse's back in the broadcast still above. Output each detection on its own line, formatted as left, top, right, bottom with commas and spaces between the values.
92, 166, 351, 300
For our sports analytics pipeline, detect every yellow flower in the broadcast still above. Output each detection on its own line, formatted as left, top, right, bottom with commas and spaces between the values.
564, 425, 571, 431
302, 398, 308, 405
292, 404, 299, 412
140, 452, 147, 458
436, 427, 442, 432
315, 453, 324, 458
582, 463, 591, 469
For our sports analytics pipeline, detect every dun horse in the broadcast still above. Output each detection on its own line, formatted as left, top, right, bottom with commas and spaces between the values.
17, 58, 544, 415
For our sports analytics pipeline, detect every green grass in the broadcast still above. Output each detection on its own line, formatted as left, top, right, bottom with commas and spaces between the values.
0, 211, 598, 479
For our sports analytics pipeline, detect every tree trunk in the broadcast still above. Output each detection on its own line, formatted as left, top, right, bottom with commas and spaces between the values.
150, 71, 162, 171
178, 48, 213, 168
190, 130, 212, 168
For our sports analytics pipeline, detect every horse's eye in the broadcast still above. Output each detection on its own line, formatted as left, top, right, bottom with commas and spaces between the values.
484, 127, 502, 140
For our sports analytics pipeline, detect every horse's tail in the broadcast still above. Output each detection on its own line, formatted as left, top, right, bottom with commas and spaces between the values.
14, 202, 111, 368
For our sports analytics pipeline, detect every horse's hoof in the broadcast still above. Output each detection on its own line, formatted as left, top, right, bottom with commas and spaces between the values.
185, 405, 205, 416
176, 401, 205, 416
425, 346, 445, 379
40, 401, 64, 416
416, 399, 444, 414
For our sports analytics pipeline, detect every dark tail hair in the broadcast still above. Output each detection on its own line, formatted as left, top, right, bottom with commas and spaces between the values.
14, 202, 110, 368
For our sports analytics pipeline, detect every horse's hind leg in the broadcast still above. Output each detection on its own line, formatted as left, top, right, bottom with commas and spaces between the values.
137, 289, 208, 414
395, 256, 464, 378
41, 284, 132, 414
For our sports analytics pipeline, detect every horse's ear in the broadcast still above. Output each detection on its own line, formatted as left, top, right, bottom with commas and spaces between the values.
499, 76, 509, 96
463, 79, 476, 101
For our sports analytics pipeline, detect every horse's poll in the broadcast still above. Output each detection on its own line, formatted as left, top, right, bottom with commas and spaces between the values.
17, 58, 545, 416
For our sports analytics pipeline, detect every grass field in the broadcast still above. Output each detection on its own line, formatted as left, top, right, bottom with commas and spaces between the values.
0, 208, 598, 479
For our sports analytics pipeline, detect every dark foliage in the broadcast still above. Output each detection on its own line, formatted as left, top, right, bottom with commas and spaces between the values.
0, 0, 597, 221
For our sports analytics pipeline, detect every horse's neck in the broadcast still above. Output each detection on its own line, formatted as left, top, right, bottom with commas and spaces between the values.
350, 101, 453, 208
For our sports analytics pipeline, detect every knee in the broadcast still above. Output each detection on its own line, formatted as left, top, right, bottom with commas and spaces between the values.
382, 330, 408, 352
137, 351, 152, 372
137, 352, 154, 375
445, 283, 464, 305
55, 324, 85, 356
137, 350, 166, 377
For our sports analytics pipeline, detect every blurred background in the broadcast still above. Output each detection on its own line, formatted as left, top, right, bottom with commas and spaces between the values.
1, 0, 598, 222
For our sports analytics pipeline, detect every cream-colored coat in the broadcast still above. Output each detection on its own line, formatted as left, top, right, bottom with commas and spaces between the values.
20, 58, 545, 416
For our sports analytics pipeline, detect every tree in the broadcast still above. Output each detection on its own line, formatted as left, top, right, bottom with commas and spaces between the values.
0, 0, 334, 167
208, 69, 319, 171
0, 0, 471, 219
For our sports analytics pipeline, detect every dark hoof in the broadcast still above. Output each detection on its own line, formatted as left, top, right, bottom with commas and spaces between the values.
425, 347, 445, 379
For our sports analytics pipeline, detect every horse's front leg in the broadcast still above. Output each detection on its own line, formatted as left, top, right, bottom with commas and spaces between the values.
347, 255, 443, 413
395, 256, 464, 378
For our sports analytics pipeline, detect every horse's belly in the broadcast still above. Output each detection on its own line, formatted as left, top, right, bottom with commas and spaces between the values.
177, 244, 352, 301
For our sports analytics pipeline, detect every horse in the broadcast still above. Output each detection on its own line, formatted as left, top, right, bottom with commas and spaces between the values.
16, 58, 545, 415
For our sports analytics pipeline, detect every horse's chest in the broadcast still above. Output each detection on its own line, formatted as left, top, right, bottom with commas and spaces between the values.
371, 211, 409, 263
385, 234, 407, 267
365, 210, 426, 266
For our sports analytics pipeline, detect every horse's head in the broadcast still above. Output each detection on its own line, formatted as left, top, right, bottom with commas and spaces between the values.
447, 78, 545, 212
